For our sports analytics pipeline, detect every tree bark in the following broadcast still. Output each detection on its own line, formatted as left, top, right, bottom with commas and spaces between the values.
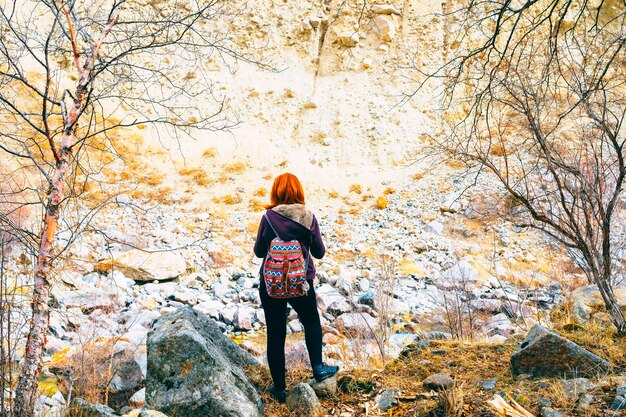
596, 273, 626, 336
14, 142, 71, 417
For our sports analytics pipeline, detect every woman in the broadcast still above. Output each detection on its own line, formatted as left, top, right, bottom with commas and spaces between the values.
254, 173, 338, 403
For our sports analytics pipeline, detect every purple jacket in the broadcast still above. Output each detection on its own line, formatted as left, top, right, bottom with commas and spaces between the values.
253, 204, 325, 280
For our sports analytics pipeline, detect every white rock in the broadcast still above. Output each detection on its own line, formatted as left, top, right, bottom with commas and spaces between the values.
371, 4, 401, 15
234, 307, 254, 330
316, 284, 345, 311
256, 309, 266, 325
220, 306, 237, 325
335, 312, 377, 334
373, 15, 396, 42
440, 260, 480, 285
94, 249, 187, 282
171, 291, 197, 305
129, 388, 146, 407
336, 277, 353, 296
424, 220, 444, 235
56, 287, 118, 312
289, 319, 304, 333
483, 313, 515, 337
309, 17, 322, 28
193, 300, 223, 320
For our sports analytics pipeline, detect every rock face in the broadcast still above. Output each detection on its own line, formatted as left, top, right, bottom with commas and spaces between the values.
286, 383, 322, 417
146, 308, 263, 417
95, 249, 186, 281
511, 325, 612, 378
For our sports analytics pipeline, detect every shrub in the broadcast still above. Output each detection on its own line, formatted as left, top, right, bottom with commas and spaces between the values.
375, 196, 388, 209
202, 147, 216, 158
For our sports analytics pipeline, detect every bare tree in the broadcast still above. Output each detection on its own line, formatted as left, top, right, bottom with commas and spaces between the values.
0, 1, 264, 415
417, 2, 626, 333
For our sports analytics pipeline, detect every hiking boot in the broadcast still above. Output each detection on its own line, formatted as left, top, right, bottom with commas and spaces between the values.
268, 385, 286, 403
312, 363, 339, 383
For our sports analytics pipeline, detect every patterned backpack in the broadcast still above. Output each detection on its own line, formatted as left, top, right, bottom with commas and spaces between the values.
262, 213, 310, 298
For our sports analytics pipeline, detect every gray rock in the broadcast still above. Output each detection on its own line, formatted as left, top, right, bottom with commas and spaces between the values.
480, 379, 496, 390
146, 308, 262, 417
560, 378, 594, 399
107, 349, 145, 409
511, 325, 611, 378
375, 388, 399, 412
358, 291, 375, 308
138, 411, 168, 417
286, 383, 321, 417
612, 395, 626, 411
307, 376, 337, 398
423, 373, 453, 391
68, 398, 117, 417
617, 381, 626, 396
540, 407, 564, 417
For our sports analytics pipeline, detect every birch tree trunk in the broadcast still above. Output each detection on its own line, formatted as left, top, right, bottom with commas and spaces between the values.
13, 4, 117, 412
14, 105, 84, 417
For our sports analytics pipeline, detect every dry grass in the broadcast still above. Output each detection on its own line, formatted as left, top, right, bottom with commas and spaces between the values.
349, 184, 363, 194
254, 187, 267, 197
179, 167, 211, 186
384, 187, 396, 195
329, 191, 339, 198
221, 194, 242, 205
490, 144, 507, 157
202, 147, 217, 158
140, 171, 164, 186
250, 198, 265, 212
224, 161, 246, 173
246, 319, 626, 416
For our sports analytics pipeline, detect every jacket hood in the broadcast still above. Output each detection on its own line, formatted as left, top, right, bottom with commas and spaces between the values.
270, 204, 313, 229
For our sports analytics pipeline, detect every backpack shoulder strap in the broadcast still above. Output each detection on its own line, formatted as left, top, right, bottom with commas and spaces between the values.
264, 212, 282, 241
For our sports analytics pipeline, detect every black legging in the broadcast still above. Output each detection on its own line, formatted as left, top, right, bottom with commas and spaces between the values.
259, 279, 323, 390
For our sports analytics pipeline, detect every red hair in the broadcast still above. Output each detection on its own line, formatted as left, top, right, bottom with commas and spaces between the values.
266, 173, 305, 209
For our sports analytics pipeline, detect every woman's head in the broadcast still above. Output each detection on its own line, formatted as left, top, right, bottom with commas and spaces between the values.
267, 173, 305, 209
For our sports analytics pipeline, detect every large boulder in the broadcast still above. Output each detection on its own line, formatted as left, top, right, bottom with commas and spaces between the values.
146, 308, 263, 417
511, 325, 611, 378
94, 249, 186, 281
